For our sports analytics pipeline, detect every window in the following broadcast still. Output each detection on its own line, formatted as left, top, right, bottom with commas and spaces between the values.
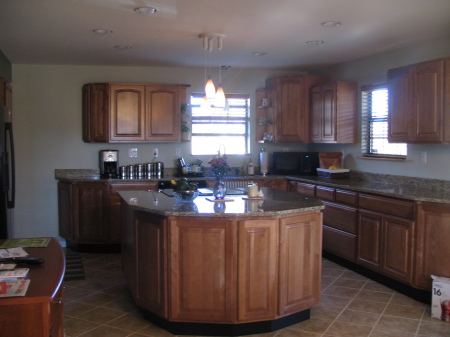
190, 93, 250, 155
361, 84, 407, 158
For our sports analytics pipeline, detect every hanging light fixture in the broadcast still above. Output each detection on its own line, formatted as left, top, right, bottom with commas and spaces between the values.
214, 36, 226, 108
199, 33, 226, 105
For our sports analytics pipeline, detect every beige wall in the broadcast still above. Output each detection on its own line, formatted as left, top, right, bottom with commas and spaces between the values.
10, 35, 450, 242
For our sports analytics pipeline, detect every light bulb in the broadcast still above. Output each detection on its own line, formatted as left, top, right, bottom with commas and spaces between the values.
215, 87, 226, 107
205, 78, 216, 99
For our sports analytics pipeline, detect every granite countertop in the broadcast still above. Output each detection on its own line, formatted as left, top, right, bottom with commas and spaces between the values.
118, 187, 324, 217
287, 175, 450, 204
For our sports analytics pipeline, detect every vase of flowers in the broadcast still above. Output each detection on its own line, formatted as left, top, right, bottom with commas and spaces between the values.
208, 152, 231, 199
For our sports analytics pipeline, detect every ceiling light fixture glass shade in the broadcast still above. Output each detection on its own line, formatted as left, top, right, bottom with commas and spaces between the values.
205, 78, 216, 99
215, 86, 226, 107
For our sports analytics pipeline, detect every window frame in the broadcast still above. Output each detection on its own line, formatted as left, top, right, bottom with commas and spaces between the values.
190, 93, 250, 156
361, 84, 407, 160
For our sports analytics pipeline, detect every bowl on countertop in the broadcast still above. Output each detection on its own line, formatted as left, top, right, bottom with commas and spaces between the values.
173, 190, 199, 202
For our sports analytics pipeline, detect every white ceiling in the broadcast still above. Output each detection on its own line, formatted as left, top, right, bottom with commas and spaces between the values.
1, 0, 449, 71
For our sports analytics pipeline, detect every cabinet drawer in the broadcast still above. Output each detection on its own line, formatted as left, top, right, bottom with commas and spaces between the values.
322, 201, 358, 234
335, 189, 358, 206
316, 186, 335, 201
296, 183, 316, 196
359, 193, 415, 219
110, 182, 157, 194
323, 226, 356, 261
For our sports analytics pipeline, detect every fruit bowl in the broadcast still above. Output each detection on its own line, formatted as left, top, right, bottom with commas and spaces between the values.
173, 190, 199, 202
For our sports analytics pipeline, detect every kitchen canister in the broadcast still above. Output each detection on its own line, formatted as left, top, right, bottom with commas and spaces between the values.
260, 148, 269, 176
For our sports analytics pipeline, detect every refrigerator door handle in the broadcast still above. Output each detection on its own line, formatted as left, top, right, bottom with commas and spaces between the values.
5, 122, 15, 209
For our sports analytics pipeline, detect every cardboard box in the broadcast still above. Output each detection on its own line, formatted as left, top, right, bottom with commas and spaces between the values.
431, 275, 450, 321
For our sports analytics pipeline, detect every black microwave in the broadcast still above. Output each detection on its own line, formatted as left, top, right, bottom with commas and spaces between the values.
272, 152, 319, 176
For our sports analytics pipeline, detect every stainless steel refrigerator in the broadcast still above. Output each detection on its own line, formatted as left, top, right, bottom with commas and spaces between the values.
0, 104, 15, 239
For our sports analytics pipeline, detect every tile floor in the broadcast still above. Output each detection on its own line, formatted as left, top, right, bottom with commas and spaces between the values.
63, 253, 450, 337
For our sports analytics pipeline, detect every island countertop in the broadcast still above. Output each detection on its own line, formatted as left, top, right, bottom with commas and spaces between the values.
118, 187, 324, 217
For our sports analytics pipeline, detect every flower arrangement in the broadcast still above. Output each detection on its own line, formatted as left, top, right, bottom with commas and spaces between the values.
208, 152, 231, 176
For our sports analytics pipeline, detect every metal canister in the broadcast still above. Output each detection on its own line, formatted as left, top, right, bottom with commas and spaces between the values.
125, 165, 134, 178
119, 166, 126, 178
134, 164, 145, 178
154, 162, 164, 177
145, 163, 154, 177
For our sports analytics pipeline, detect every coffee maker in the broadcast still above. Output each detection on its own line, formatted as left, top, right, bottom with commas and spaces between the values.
99, 150, 119, 178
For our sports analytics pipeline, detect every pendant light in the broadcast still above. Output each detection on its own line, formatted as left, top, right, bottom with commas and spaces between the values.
214, 36, 226, 108
199, 33, 226, 104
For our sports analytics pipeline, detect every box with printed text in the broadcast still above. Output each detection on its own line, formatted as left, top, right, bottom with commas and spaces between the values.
431, 275, 450, 322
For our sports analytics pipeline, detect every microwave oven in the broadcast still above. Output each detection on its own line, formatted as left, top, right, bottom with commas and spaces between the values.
272, 152, 320, 176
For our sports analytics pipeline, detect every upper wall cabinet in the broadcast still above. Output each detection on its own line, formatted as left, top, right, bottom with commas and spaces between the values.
310, 81, 358, 143
83, 83, 189, 143
264, 75, 330, 143
388, 57, 450, 144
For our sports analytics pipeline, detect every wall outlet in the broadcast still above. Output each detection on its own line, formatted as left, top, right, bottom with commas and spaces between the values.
128, 148, 138, 158
154, 148, 159, 158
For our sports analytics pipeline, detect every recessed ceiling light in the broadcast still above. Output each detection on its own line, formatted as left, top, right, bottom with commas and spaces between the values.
134, 7, 158, 14
321, 21, 342, 27
306, 40, 325, 45
252, 52, 268, 56
114, 45, 132, 50
93, 29, 113, 35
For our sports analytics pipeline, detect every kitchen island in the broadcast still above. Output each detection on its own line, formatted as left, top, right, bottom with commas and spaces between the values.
119, 187, 324, 336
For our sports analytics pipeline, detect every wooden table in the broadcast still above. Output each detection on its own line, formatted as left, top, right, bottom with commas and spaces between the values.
0, 238, 65, 337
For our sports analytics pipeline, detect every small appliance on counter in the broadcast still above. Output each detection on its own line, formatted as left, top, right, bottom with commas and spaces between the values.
99, 150, 119, 178
272, 152, 319, 176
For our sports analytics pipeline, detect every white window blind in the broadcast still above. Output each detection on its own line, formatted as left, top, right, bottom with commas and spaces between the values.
361, 84, 407, 158
190, 93, 250, 155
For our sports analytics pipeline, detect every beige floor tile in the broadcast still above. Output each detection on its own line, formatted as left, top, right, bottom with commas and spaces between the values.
331, 277, 367, 289
275, 328, 323, 337
417, 320, 450, 336
76, 306, 126, 324
64, 317, 101, 337
311, 305, 343, 320
289, 317, 334, 333
346, 299, 388, 314
78, 325, 132, 337
323, 285, 361, 298
363, 281, 395, 293
354, 289, 394, 303
324, 320, 373, 337
339, 270, 370, 281
369, 328, 417, 337
336, 308, 380, 326
374, 315, 420, 333
322, 268, 345, 278
383, 303, 426, 320
319, 294, 354, 309
390, 292, 427, 308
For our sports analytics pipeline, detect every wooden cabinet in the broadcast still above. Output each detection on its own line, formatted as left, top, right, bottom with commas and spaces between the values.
310, 81, 358, 143
264, 75, 330, 143
357, 194, 415, 284
58, 181, 157, 247
279, 213, 322, 315
316, 186, 358, 261
415, 202, 450, 289
388, 57, 450, 143
0, 238, 65, 337
257, 178, 287, 190
83, 83, 189, 143
255, 88, 275, 143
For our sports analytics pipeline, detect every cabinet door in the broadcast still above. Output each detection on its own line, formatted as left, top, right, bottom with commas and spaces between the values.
145, 85, 182, 142
296, 182, 316, 196
357, 210, 382, 271
310, 85, 322, 142
266, 178, 287, 190
72, 183, 109, 243
238, 219, 277, 321
382, 215, 414, 283
134, 212, 168, 318
410, 59, 444, 142
279, 212, 322, 315
110, 85, 146, 141
388, 66, 410, 143
169, 218, 236, 322
82, 83, 110, 142
274, 77, 308, 142
57, 182, 73, 241
321, 83, 337, 142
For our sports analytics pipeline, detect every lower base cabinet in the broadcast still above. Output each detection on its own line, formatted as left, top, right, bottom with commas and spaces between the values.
122, 208, 323, 326
289, 179, 450, 291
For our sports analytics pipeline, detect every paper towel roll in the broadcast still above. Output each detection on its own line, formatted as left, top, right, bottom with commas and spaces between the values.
260, 149, 269, 175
